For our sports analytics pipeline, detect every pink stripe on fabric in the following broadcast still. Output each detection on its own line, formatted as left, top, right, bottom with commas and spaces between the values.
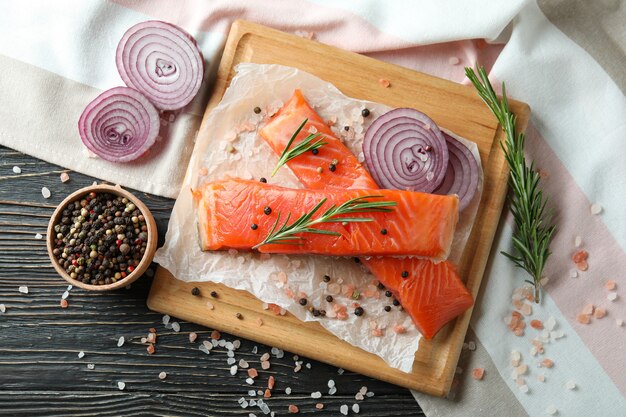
111, 0, 504, 89
523, 123, 626, 394
111, 0, 412, 52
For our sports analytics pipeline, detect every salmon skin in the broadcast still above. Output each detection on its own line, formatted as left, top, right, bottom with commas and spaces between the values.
259, 90, 473, 339
195, 179, 458, 258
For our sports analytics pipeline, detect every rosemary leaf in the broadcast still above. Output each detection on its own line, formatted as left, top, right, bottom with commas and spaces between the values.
271, 118, 328, 177
253, 195, 397, 249
465, 66, 556, 303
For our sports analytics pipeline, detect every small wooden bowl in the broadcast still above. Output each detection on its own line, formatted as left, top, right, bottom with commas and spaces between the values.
46, 184, 158, 291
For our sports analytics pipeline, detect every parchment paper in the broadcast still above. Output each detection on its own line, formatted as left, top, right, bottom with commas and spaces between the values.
154, 63, 482, 371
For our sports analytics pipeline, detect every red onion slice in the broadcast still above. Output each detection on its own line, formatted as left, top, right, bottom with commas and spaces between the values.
433, 132, 480, 210
78, 87, 160, 163
116, 20, 204, 111
363, 108, 448, 193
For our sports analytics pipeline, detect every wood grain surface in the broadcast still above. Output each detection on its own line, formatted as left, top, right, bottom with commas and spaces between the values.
150, 20, 531, 397
0, 145, 425, 416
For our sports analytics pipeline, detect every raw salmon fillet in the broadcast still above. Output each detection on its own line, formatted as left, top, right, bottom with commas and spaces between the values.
195, 179, 458, 258
259, 90, 473, 338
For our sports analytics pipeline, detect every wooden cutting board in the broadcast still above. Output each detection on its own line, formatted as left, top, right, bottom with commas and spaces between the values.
148, 20, 530, 397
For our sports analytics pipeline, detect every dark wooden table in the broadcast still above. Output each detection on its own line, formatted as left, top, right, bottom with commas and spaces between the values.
0, 145, 425, 416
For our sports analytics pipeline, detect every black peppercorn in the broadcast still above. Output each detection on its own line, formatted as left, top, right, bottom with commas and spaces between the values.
259, 177, 267, 183
191, 287, 200, 296
401, 270, 409, 278
361, 108, 370, 117
377, 282, 385, 290
344, 126, 350, 131
210, 291, 218, 298
312, 309, 321, 317
354, 307, 364, 316
354, 257, 360, 264
323, 275, 331, 282
393, 299, 400, 306
329, 164, 336, 172
263, 206, 272, 215
385, 290, 392, 297
384, 306, 391, 312
299, 298, 307, 306
251, 223, 258, 230
312, 148, 319, 155
253, 106, 261, 114
380, 228, 388, 235
326, 295, 333, 302
235, 312, 243, 320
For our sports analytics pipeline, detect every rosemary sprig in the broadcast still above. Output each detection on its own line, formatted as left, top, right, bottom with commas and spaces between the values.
465, 66, 556, 303
253, 195, 396, 249
271, 118, 327, 177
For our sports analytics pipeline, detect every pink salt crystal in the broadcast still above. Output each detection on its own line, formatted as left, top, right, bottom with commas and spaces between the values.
378, 78, 391, 88
515, 376, 525, 386
372, 328, 384, 337
513, 299, 524, 310
471, 368, 484, 380
198, 167, 208, 176
594, 308, 607, 319
206, 301, 214, 310
256, 317, 264, 327
576, 260, 588, 271
247, 368, 258, 378
268, 375, 275, 389
530, 320, 544, 330
60, 172, 70, 183
582, 304, 594, 316
537, 374, 545, 382
605, 280, 617, 290
261, 360, 271, 370
541, 358, 554, 368
520, 303, 532, 316
327, 283, 341, 294
572, 250, 588, 263
513, 328, 524, 337
315, 403, 324, 410
211, 330, 221, 340
288, 404, 299, 413
393, 325, 407, 334
576, 313, 591, 324
516, 364, 528, 375
189, 332, 197, 343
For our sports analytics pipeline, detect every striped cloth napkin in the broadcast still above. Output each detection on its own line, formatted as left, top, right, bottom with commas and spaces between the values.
1, 1, 623, 416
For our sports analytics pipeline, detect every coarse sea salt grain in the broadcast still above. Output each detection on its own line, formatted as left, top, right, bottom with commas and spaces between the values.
0, 304, 6, 313
328, 379, 335, 388
41, 187, 51, 199
162, 315, 170, 325
35, 233, 43, 240
12, 166, 21, 174
61, 291, 69, 300
570, 270, 578, 278
352, 403, 360, 413
60, 172, 70, 183
230, 365, 238, 376
227, 358, 236, 365
575, 236, 582, 247
171, 322, 181, 332
87, 363, 95, 370
285, 387, 292, 395
117, 381, 126, 390
546, 404, 558, 415
18, 286, 28, 294
607, 292, 618, 301
590, 203, 602, 215
311, 391, 322, 399
565, 380, 576, 390
246, 378, 254, 385
340, 405, 349, 415
159, 371, 167, 380
117, 336, 125, 347
78, 351, 85, 358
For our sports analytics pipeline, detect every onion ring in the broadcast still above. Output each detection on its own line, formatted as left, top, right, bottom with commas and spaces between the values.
116, 20, 204, 110
78, 87, 160, 163
433, 131, 480, 210
363, 108, 448, 192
